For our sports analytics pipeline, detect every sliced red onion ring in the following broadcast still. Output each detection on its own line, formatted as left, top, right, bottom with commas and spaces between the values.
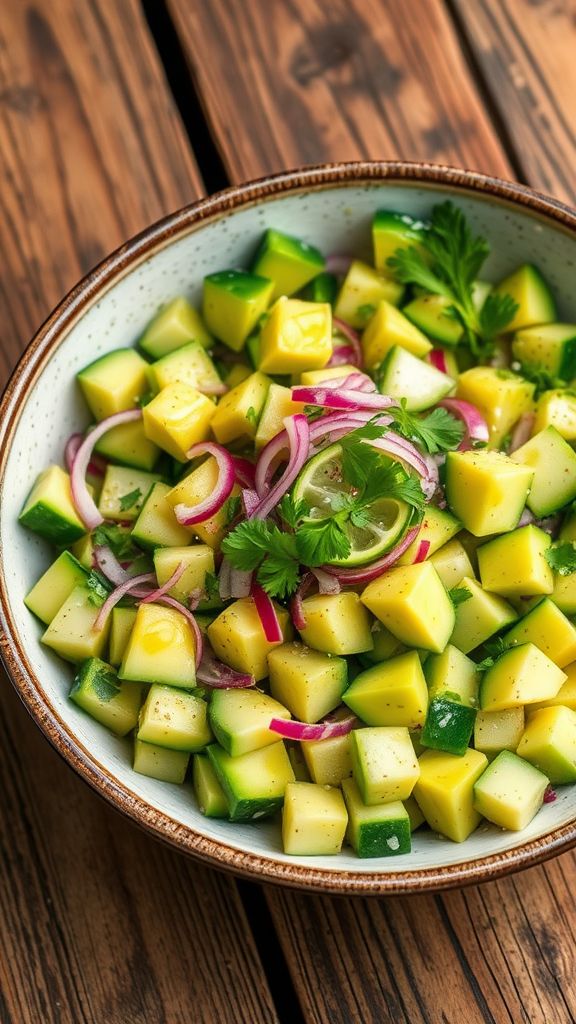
269, 713, 357, 741
509, 412, 535, 453
174, 442, 236, 525
333, 317, 363, 365
544, 785, 557, 804
140, 562, 187, 604
71, 409, 143, 529
428, 349, 448, 374
326, 254, 353, 277
230, 568, 253, 598
314, 372, 376, 394
196, 647, 255, 689
218, 557, 233, 601
93, 571, 156, 632
93, 545, 146, 589
65, 433, 84, 473
252, 585, 283, 643
311, 567, 342, 594
320, 524, 420, 585
518, 508, 536, 528
365, 433, 431, 480
242, 488, 260, 516
290, 573, 314, 631
414, 539, 431, 563
291, 386, 396, 412
232, 456, 256, 489
251, 415, 310, 520
328, 346, 359, 367
438, 398, 489, 449
154, 594, 203, 669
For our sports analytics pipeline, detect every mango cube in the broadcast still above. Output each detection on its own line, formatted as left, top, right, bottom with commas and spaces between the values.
530, 661, 576, 713
259, 297, 332, 374
298, 592, 373, 655
210, 371, 270, 445
361, 562, 455, 653
282, 782, 348, 856
207, 597, 291, 681
166, 457, 241, 549
351, 727, 420, 805
477, 525, 553, 598
480, 643, 566, 711
343, 651, 428, 729
473, 707, 525, 759
42, 586, 111, 663
255, 383, 306, 449
449, 577, 517, 654
153, 546, 214, 603
268, 642, 347, 723
302, 732, 353, 786
445, 450, 533, 537
413, 748, 488, 842
503, 598, 576, 668
119, 602, 197, 688
342, 779, 411, 857
142, 382, 216, 461
455, 367, 535, 448
473, 750, 548, 831
203, 270, 273, 351
429, 539, 475, 589
517, 706, 576, 783
334, 260, 404, 328
361, 300, 431, 368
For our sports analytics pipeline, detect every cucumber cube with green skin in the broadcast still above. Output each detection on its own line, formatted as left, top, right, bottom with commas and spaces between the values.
301, 271, 338, 305
42, 586, 111, 663
133, 739, 190, 784
25, 550, 88, 624
209, 689, 291, 757
503, 598, 576, 668
480, 643, 566, 711
445, 450, 534, 537
533, 389, 576, 441
450, 577, 517, 654
397, 508, 461, 567
492, 264, 556, 333
342, 778, 411, 858
139, 297, 213, 359
425, 644, 480, 707
252, 229, 325, 300
428, 539, 475, 590
512, 323, 576, 382
203, 270, 274, 352
137, 684, 212, 752
302, 732, 353, 786
530, 663, 576, 713
359, 622, 406, 665
404, 294, 463, 345
268, 642, 347, 724
131, 481, 191, 549
70, 657, 142, 736
343, 651, 428, 729
288, 744, 311, 782
77, 348, 149, 421
421, 698, 477, 756
351, 727, 420, 805
207, 741, 295, 822
282, 782, 348, 856
98, 466, 162, 523
477, 525, 554, 598
517, 706, 576, 783
334, 260, 404, 328
510, 426, 576, 517
119, 602, 197, 688
193, 754, 229, 817
19, 465, 87, 545
474, 707, 525, 759
377, 346, 454, 412
94, 418, 160, 472
372, 210, 428, 276
473, 750, 549, 831
147, 341, 223, 395
109, 607, 138, 667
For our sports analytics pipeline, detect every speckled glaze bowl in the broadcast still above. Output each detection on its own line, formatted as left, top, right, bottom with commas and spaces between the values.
2, 162, 576, 895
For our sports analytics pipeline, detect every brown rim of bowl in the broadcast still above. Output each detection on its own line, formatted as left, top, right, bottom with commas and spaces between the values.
2, 160, 576, 896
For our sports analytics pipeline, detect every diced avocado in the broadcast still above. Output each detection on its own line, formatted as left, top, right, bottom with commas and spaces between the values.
133, 739, 190, 784
208, 689, 291, 757
510, 426, 576, 517
503, 598, 576, 668
207, 597, 291, 680
70, 657, 142, 736
282, 782, 348, 856
421, 698, 476, 756
19, 465, 87, 545
342, 778, 411, 858
109, 606, 138, 666
142, 382, 216, 461
480, 643, 566, 711
167, 457, 241, 550
474, 707, 525, 759
193, 754, 229, 817
425, 644, 480, 706
492, 264, 556, 332
139, 297, 213, 359
98, 465, 161, 523
473, 750, 548, 831
343, 651, 428, 729
334, 260, 404, 328
396, 506, 461, 566
477, 525, 554, 598
298, 592, 374, 656
119, 602, 197, 688
361, 300, 431, 369
377, 346, 454, 412
207, 741, 295, 822
203, 270, 274, 352
449, 576, 517, 654
512, 323, 576, 382
413, 748, 488, 842
137, 684, 212, 751
94, 418, 160, 472
530, 662, 576, 713
77, 348, 149, 421
25, 551, 88, 624
252, 228, 325, 300
404, 794, 426, 831
429, 538, 475, 589
254, 383, 306, 449
131, 481, 191, 548
302, 732, 353, 786
456, 367, 535, 448
403, 294, 463, 345
259, 297, 332, 374
148, 341, 223, 395
268, 642, 347, 723
211, 371, 271, 445
372, 209, 428, 276
532, 389, 576, 441
445, 450, 533, 537
361, 562, 455, 654
153, 545, 214, 604
351, 727, 420, 805
301, 271, 338, 305
550, 570, 576, 616
42, 585, 111, 662
517, 706, 576, 783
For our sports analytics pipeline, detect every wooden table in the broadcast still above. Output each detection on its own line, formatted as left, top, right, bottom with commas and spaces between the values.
1, 2, 575, 1021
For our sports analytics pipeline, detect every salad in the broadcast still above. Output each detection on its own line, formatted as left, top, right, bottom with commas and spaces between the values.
20, 202, 576, 859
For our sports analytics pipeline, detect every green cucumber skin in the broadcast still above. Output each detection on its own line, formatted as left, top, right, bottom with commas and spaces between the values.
354, 818, 412, 858
421, 698, 477, 757
19, 503, 86, 545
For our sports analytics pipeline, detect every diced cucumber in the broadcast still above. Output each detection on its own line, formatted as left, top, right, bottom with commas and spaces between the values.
516, 705, 576, 783
98, 466, 162, 523
255, 383, 305, 449
480, 643, 566, 711
445, 450, 533, 537
77, 348, 149, 421
361, 562, 455, 654
131, 481, 191, 548
139, 297, 212, 359
42, 585, 111, 662
25, 551, 87, 624
208, 688, 291, 757
414, 748, 488, 843
252, 228, 324, 300
510, 426, 576, 517
533, 389, 576, 441
301, 732, 353, 786
282, 782, 348, 855
133, 739, 190, 784
477, 525, 553, 598
298, 592, 374, 656
450, 576, 517, 654
473, 707, 525, 759
211, 371, 271, 445
287, 744, 311, 782
372, 209, 427, 276
429, 538, 475, 589
94, 418, 160, 472
342, 778, 411, 858
361, 301, 431, 369
403, 294, 463, 345
334, 260, 404, 328
203, 270, 273, 351
396, 506, 461, 566
193, 754, 229, 817
492, 264, 556, 332
207, 741, 295, 822
153, 545, 214, 604
512, 323, 576, 382
473, 750, 548, 830
19, 465, 87, 545
268, 642, 347, 723
301, 271, 338, 305
137, 684, 212, 751
109, 606, 138, 667
377, 346, 454, 411
119, 602, 197, 688
502, 597, 576, 668
421, 698, 476, 757
351, 727, 420, 805
343, 651, 428, 729
148, 341, 222, 397
70, 657, 142, 736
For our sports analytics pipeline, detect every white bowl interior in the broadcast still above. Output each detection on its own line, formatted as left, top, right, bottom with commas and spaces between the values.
3, 179, 576, 877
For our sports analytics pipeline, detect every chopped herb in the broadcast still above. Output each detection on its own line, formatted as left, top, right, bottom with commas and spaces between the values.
85, 570, 112, 607
92, 523, 141, 561
91, 665, 120, 701
225, 494, 242, 523
202, 571, 221, 603
356, 303, 376, 323
545, 542, 576, 576
389, 400, 465, 454
449, 586, 473, 607
475, 636, 509, 671
278, 494, 310, 529
118, 487, 142, 512
246, 406, 259, 428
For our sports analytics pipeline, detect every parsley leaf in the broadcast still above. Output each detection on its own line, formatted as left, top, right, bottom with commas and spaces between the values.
545, 542, 576, 576
202, 571, 221, 603
225, 494, 242, 524
85, 570, 112, 607
339, 428, 426, 514
390, 401, 465, 454
222, 519, 302, 599
278, 494, 310, 529
256, 554, 301, 600
295, 518, 351, 567
449, 586, 473, 607
92, 523, 140, 561
118, 487, 142, 512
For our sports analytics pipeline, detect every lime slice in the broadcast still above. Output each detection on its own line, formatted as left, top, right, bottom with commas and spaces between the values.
292, 443, 412, 567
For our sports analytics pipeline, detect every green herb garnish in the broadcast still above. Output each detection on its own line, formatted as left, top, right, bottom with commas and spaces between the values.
545, 542, 576, 576
118, 488, 142, 512
449, 586, 473, 607
389, 400, 465, 454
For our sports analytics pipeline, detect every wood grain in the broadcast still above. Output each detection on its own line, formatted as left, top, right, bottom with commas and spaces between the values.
451, 0, 576, 204
167, 0, 513, 183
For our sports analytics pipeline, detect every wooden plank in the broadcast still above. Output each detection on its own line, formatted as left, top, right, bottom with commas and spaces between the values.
0, 3, 279, 1022
167, 0, 513, 182
451, 0, 576, 204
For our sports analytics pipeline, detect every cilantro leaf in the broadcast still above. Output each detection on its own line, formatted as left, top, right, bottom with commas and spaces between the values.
118, 487, 142, 512
85, 570, 112, 607
225, 494, 242, 524
256, 554, 301, 600
221, 520, 282, 571
479, 293, 519, 342
295, 518, 351, 567
390, 401, 465, 454
92, 523, 141, 561
449, 586, 473, 607
246, 406, 259, 428
202, 570, 221, 603
278, 494, 310, 529
545, 542, 576, 576
475, 636, 509, 671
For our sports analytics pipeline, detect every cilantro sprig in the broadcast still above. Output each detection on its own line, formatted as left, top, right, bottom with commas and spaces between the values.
388, 400, 465, 454
545, 542, 576, 576
118, 488, 142, 512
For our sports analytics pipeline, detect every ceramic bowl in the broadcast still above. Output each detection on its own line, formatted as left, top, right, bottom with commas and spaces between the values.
2, 162, 576, 895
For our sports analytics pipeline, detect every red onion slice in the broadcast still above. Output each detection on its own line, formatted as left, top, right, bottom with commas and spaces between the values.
313, 372, 376, 393
93, 545, 149, 590
252, 585, 283, 643
320, 524, 420, 585
140, 562, 187, 604
242, 488, 260, 516
269, 713, 357, 741
428, 349, 448, 374
250, 415, 310, 520
232, 456, 256, 489
196, 648, 255, 689
154, 594, 203, 669
290, 573, 314, 631
365, 433, 431, 479
328, 345, 359, 367
509, 412, 535, 453
311, 567, 342, 594
71, 409, 143, 530
291, 386, 396, 412
438, 398, 489, 449
413, 539, 431, 563
333, 317, 363, 365
218, 557, 233, 601
544, 785, 557, 804
174, 442, 236, 525
230, 568, 253, 598
93, 572, 156, 631
326, 254, 353, 277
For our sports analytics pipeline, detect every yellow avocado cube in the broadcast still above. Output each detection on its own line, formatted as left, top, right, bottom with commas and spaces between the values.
551, 571, 576, 616
42, 585, 111, 663
343, 651, 428, 729
517, 706, 576, 783
533, 390, 576, 441
477, 525, 554, 598
267, 642, 347, 723
202, 270, 274, 352
361, 562, 455, 654
404, 794, 426, 832
166, 457, 241, 549
396, 506, 461, 566
352, 727, 420, 805
473, 750, 548, 831
530, 662, 576, 713
480, 643, 566, 711
282, 782, 348, 856
361, 300, 431, 368
474, 707, 525, 759
449, 577, 517, 654
211, 371, 271, 445
445, 450, 533, 537
139, 296, 213, 358
153, 546, 214, 603
430, 539, 475, 589
503, 598, 576, 668
456, 367, 535, 448
98, 465, 161, 524
77, 348, 149, 421
298, 592, 374, 655
334, 260, 404, 328
255, 383, 306, 449
302, 732, 353, 786
259, 297, 332, 374
142, 382, 216, 461
119, 602, 197, 688
207, 597, 292, 681
413, 748, 488, 842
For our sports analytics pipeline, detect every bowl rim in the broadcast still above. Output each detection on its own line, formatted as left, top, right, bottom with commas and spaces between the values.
2, 158, 576, 895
